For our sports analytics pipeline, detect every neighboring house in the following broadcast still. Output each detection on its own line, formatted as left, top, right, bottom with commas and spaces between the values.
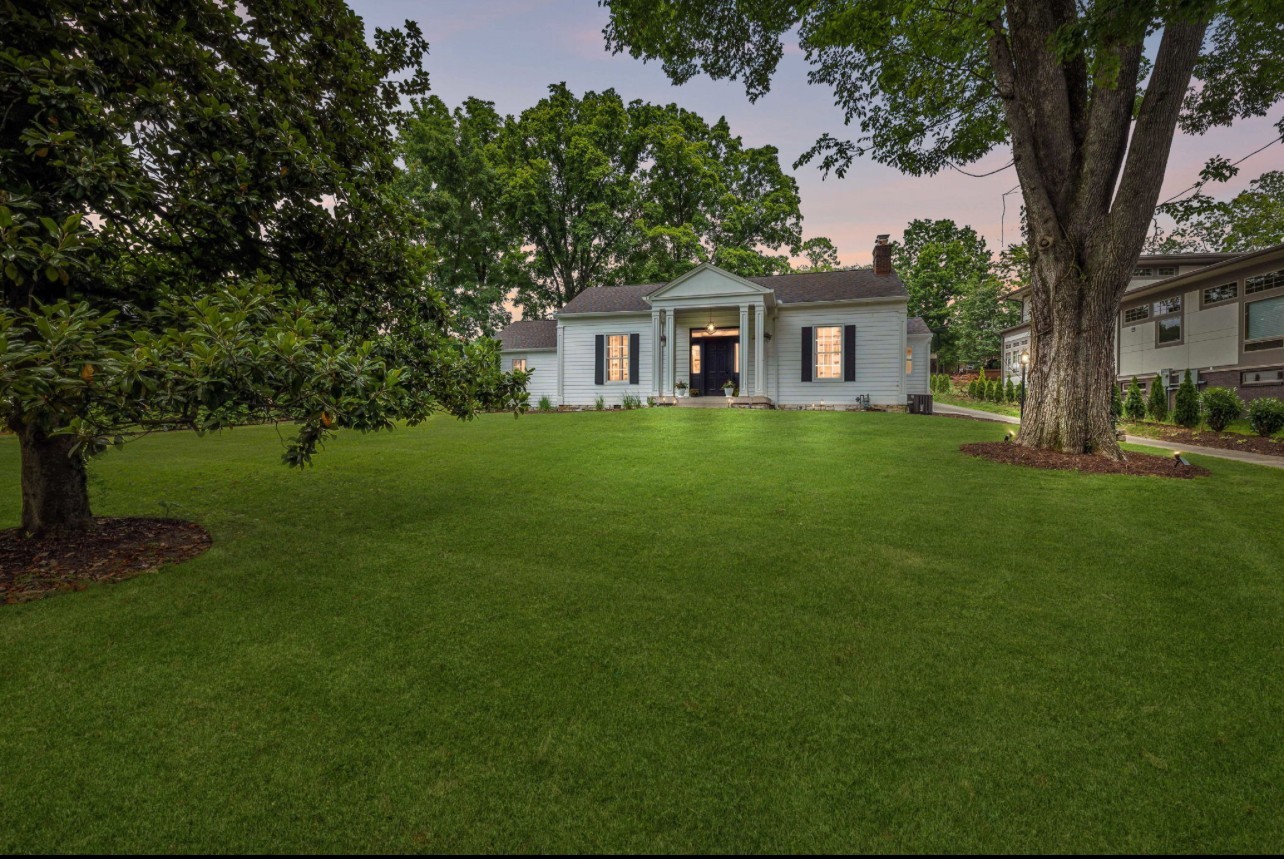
1000, 246, 1284, 403
497, 235, 933, 408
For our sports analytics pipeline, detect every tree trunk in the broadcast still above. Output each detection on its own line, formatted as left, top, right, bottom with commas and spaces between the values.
18, 424, 93, 536
1017, 263, 1123, 457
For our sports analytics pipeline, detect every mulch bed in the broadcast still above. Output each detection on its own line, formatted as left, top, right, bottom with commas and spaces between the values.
1123, 423, 1284, 457
961, 441, 1210, 478
1, 517, 211, 604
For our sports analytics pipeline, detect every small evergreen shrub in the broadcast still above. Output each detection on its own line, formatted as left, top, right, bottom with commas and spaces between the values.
1110, 380, 1123, 421
1005, 379, 1015, 403
1247, 397, 1284, 437
1147, 375, 1169, 422
1173, 369, 1200, 428
1200, 387, 1242, 432
967, 378, 977, 398
1123, 378, 1146, 421
988, 379, 1002, 402
537, 395, 553, 412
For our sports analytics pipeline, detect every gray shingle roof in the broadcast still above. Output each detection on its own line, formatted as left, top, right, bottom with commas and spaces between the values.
907, 317, 931, 335
496, 319, 557, 350
557, 268, 908, 315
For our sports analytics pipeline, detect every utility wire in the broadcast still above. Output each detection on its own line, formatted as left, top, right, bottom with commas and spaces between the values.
1156, 135, 1282, 207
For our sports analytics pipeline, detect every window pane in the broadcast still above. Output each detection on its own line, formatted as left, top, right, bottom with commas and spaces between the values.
1157, 266, 1177, 276
1242, 368, 1284, 384
691, 343, 701, 373
905, 347, 913, 375
1124, 306, 1149, 323
1157, 316, 1181, 344
607, 334, 629, 381
1153, 295, 1181, 315
1247, 295, 1284, 343
1246, 269, 1284, 295
815, 326, 842, 379
513, 358, 526, 372
1204, 282, 1237, 304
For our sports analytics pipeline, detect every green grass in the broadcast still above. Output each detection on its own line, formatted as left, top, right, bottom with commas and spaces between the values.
937, 391, 1021, 417
2, 411, 1282, 853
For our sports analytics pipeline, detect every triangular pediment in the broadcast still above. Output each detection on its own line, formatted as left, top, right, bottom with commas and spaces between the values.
645, 263, 774, 303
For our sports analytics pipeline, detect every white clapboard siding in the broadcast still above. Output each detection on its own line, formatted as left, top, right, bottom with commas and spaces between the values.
560, 315, 653, 406
774, 303, 908, 405
906, 334, 932, 395
504, 350, 559, 406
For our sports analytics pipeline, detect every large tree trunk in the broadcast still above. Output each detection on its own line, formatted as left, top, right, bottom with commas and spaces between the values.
17, 423, 93, 536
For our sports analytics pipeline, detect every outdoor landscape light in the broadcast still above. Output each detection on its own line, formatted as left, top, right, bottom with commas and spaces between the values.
1173, 451, 1189, 467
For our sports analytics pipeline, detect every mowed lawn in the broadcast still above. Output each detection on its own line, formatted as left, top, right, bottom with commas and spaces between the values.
1, 411, 1282, 853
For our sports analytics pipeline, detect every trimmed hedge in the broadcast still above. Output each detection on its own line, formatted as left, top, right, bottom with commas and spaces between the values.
1247, 397, 1284, 437
1201, 387, 1242, 432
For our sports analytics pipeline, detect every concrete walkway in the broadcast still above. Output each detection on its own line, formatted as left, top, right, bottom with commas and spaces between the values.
933, 402, 1284, 471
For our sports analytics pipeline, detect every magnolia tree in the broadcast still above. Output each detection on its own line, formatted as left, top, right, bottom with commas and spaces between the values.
601, 0, 1284, 456
1, 1, 526, 535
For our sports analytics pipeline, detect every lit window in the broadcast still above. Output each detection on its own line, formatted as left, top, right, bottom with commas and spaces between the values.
512, 358, 526, 372
1245, 295, 1284, 352
906, 347, 913, 375
691, 343, 701, 373
1124, 305, 1149, 323
1203, 282, 1237, 304
1153, 295, 1182, 315
815, 326, 842, 379
1156, 316, 1182, 345
607, 334, 629, 382
1246, 269, 1284, 295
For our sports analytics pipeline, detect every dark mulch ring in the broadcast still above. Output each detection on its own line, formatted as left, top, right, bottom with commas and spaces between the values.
961, 441, 1211, 479
1, 517, 211, 604
1122, 422, 1284, 457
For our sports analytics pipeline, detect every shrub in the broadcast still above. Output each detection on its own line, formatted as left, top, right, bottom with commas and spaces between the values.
1110, 380, 1123, 421
1173, 369, 1200, 428
989, 379, 1002, 402
967, 378, 977, 398
537, 395, 553, 412
621, 393, 642, 410
594, 395, 605, 411
1147, 375, 1169, 422
1200, 387, 1242, 432
1123, 378, 1146, 421
1015, 381, 1025, 404
1247, 397, 1284, 437
1005, 379, 1015, 403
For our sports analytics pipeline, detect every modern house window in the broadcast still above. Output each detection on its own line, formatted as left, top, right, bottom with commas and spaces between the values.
606, 334, 629, 382
1133, 266, 1176, 278
1203, 282, 1238, 305
1153, 295, 1182, 316
1246, 269, 1284, 295
691, 343, 701, 373
1133, 267, 1154, 277
512, 358, 526, 372
905, 347, 913, 375
1124, 305, 1150, 323
1242, 368, 1284, 385
1245, 295, 1284, 352
815, 326, 842, 379
1156, 316, 1182, 346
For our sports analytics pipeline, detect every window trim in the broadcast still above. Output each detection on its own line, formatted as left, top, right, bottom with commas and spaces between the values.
905, 346, 913, 376
1201, 280, 1239, 308
1245, 268, 1284, 296
1152, 294, 1182, 317
1123, 304, 1150, 324
1244, 294, 1284, 354
604, 333, 630, 384
1155, 314, 1183, 348
1241, 366, 1284, 386
512, 357, 527, 372
813, 325, 844, 382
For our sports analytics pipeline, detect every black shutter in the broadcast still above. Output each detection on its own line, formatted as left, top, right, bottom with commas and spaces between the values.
801, 326, 813, 382
843, 325, 856, 381
629, 333, 639, 384
594, 334, 605, 385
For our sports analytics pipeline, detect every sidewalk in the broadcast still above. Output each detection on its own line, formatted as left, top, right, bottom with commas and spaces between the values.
932, 402, 1284, 471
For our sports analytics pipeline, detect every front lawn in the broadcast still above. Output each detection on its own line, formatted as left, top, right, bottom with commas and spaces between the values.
936, 391, 1021, 417
1, 411, 1282, 852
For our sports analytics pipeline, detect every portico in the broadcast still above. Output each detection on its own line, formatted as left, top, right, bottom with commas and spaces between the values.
645, 263, 774, 402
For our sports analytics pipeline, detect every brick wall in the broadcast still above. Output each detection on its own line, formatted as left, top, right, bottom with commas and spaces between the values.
1200, 369, 1284, 403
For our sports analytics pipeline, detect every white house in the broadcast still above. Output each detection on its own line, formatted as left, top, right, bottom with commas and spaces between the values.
498, 236, 933, 409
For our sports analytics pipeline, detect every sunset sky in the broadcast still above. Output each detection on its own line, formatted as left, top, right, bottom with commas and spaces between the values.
353, 0, 1284, 268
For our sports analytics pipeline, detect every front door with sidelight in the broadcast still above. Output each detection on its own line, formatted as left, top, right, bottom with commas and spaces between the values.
699, 337, 738, 395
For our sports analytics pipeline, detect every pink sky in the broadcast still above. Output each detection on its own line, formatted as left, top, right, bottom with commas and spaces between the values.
355, 0, 1284, 267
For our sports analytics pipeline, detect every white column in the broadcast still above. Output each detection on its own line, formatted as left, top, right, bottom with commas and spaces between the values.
738, 304, 749, 396
754, 304, 765, 397
650, 310, 661, 398
665, 310, 676, 396
556, 323, 565, 405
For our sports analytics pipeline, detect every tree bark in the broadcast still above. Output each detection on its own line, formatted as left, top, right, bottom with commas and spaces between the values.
17, 423, 93, 536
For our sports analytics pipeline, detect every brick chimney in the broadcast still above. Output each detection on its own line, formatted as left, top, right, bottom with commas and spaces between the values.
873, 234, 892, 275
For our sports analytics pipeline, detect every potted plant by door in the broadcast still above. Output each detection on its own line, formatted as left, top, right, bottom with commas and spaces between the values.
722, 379, 736, 398
675, 380, 688, 398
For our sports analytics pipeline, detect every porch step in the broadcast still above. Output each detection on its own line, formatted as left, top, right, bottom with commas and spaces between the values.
658, 395, 774, 408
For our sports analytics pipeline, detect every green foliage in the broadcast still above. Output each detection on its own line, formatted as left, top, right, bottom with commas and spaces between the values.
621, 393, 643, 410
796, 237, 841, 272
1005, 379, 1015, 404
537, 395, 553, 412
1110, 380, 1123, 421
1200, 387, 1243, 432
594, 395, 606, 411
1155, 170, 1284, 253
1174, 370, 1201, 428
1124, 378, 1147, 421
1247, 397, 1284, 437
1147, 376, 1170, 422
987, 379, 1001, 403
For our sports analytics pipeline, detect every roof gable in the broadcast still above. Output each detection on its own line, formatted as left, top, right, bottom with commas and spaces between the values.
645, 263, 773, 303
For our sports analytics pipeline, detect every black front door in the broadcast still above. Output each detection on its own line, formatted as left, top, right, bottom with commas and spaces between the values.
702, 338, 738, 395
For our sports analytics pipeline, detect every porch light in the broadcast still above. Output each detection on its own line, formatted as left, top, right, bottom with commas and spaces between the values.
1020, 351, 1030, 366
706, 320, 716, 334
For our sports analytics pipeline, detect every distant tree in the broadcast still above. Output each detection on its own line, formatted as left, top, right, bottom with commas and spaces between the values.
1155, 169, 1284, 253
1148, 375, 1170, 423
601, 0, 1284, 458
1174, 370, 1201, 428
951, 274, 1021, 373
795, 236, 841, 272
398, 96, 530, 338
